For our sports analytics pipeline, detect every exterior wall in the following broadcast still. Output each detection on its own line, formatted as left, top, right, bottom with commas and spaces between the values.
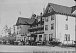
16, 25, 30, 41
44, 14, 56, 41
75, 18, 76, 41
14, 26, 17, 35
44, 16, 51, 41
50, 14, 56, 39
28, 16, 44, 42
16, 34, 22, 41
44, 16, 51, 34
56, 14, 75, 44
68, 16, 75, 44
72, 10, 76, 42
17, 25, 30, 35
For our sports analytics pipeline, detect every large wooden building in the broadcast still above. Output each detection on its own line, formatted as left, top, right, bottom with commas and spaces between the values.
16, 17, 35, 42
15, 2, 76, 45
42, 3, 76, 45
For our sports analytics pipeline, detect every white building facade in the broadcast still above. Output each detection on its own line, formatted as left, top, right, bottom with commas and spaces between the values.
56, 14, 75, 44
43, 3, 76, 45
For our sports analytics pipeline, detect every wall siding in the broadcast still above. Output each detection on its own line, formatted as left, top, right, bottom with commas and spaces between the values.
56, 14, 75, 44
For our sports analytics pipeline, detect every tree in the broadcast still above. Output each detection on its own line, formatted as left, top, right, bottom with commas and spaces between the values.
3, 25, 9, 34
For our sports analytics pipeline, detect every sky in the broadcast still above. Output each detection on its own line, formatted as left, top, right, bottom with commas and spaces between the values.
0, 0, 75, 34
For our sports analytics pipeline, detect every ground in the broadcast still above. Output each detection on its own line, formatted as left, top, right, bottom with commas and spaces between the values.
0, 45, 75, 52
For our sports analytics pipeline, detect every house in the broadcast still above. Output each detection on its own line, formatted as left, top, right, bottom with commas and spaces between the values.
16, 17, 35, 42
28, 3, 76, 45
15, 1, 76, 45
42, 3, 76, 45
28, 13, 44, 42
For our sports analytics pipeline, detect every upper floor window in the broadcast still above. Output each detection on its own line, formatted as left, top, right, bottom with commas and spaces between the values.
45, 17, 48, 22
51, 15, 54, 20
65, 34, 70, 41
45, 25, 48, 30
17, 26, 21, 29
65, 24, 68, 30
51, 23, 54, 30
17, 26, 19, 29
39, 35, 42, 41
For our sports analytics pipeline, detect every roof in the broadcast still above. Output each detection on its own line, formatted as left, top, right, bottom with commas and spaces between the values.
71, 6, 76, 13
16, 17, 35, 26
43, 3, 76, 17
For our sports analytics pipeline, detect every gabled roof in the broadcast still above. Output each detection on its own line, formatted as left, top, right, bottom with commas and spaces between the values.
43, 3, 76, 17
16, 17, 35, 26
71, 6, 76, 13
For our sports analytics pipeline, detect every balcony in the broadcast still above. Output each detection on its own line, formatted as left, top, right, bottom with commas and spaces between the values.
38, 21, 44, 24
30, 32, 34, 34
29, 30, 44, 34
36, 30, 44, 34
28, 25, 44, 31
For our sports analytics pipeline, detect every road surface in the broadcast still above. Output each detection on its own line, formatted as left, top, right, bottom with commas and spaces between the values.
0, 45, 75, 52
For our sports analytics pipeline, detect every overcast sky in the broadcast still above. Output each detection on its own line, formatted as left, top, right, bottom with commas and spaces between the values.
0, 0, 75, 34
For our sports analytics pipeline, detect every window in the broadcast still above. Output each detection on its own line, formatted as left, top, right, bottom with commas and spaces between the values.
65, 34, 70, 41
17, 26, 19, 29
17, 31, 18, 35
45, 17, 48, 22
48, 6, 54, 13
39, 35, 42, 41
51, 15, 54, 20
65, 24, 68, 30
44, 34, 46, 41
42, 18, 44, 21
45, 25, 48, 30
48, 7, 51, 13
51, 33, 53, 38
51, 23, 54, 30
49, 34, 53, 41
20, 26, 21, 29
68, 35, 70, 41
17, 26, 21, 29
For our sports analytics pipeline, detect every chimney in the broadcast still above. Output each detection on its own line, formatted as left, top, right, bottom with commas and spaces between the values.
31, 14, 36, 19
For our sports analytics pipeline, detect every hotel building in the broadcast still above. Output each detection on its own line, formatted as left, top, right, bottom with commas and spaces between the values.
28, 3, 76, 45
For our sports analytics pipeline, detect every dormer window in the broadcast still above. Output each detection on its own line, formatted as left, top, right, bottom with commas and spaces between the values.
48, 6, 54, 13
48, 7, 52, 13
